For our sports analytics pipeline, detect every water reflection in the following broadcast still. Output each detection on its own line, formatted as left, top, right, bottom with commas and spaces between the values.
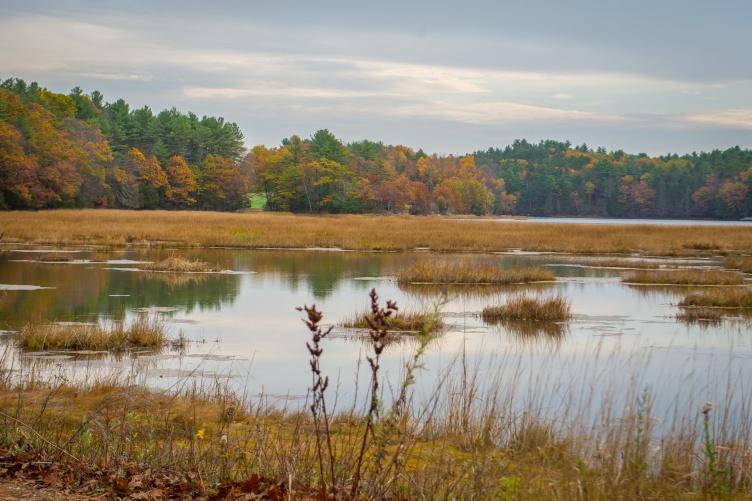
486, 320, 568, 346
0, 260, 241, 327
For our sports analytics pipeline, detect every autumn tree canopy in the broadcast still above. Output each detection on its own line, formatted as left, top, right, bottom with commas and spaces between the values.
2, 78, 752, 219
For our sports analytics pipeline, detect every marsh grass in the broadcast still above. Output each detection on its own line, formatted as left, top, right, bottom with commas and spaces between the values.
481, 295, 571, 323
343, 310, 444, 333
17, 316, 168, 351
140, 256, 219, 273
5, 209, 752, 256
679, 288, 752, 308
2, 352, 751, 499
623, 269, 744, 285
397, 260, 554, 285
723, 256, 752, 273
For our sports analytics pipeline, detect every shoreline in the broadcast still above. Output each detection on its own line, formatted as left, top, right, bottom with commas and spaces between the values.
2, 209, 752, 257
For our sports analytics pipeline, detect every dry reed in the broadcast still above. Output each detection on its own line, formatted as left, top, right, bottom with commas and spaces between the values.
343, 310, 443, 333
397, 260, 554, 285
679, 288, 752, 308
17, 316, 168, 351
482, 295, 571, 323
723, 256, 752, 273
140, 256, 218, 272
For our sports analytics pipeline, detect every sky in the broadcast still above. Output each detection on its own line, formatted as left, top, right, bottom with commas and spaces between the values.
1, 0, 751, 155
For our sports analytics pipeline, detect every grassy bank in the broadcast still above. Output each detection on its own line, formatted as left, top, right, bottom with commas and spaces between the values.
1, 360, 750, 499
3, 209, 752, 255
17, 317, 168, 351
397, 260, 554, 285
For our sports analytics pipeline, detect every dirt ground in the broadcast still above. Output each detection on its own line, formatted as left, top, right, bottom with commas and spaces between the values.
0, 479, 100, 500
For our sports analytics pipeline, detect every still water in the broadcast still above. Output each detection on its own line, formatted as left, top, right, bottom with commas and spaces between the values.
1, 246, 750, 427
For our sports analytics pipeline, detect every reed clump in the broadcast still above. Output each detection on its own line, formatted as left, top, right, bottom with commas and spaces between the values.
343, 310, 443, 333
141, 256, 218, 273
723, 256, 752, 273
623, 269, 744, 285
679, 288, 752, 308
397, 260, 554, 285
17, 316, 167, 351
482, 295, 571, 323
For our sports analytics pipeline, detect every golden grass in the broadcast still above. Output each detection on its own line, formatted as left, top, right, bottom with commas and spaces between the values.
17, 316, 168, 351
623, 269, 744, 285
1, 369, 749, 499
397, 260, 554, 285
723, 256, 752, 273
679, 288, 752, 308
342, 310, 443, 333
141, 256, 218, 272
2, 209, 752, 256
482, 295, 571, 323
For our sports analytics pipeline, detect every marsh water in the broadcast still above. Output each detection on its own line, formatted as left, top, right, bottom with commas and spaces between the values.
1, 245, 751, 428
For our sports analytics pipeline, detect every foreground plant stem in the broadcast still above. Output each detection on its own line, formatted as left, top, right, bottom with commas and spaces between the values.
298, 303, 337, 499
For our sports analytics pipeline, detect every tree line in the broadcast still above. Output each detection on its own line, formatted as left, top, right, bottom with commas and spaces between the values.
2, 78, 751, 219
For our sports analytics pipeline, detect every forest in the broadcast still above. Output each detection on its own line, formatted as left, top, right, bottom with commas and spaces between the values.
1, 78, 751, 219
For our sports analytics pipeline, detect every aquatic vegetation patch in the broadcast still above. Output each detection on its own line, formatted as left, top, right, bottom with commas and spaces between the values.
18, 316, 170, 351
679, 287, 752, 308
397, 260, 554, 285
343, 310, 443, 333
723, 256, 752, 273
140, 256, 219, 273
482, 295, 571, 323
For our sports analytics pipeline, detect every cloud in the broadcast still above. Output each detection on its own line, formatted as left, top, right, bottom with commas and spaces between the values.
685, 109, 752, 129
373, 101, 628, 125
75, 72, 153, 81
183, 86, 385, 100
1, 10, 751, 153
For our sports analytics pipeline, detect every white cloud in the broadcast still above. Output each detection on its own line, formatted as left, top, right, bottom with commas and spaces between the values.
685, 109, 752, 129
75, 72, 153, 81
183, 86, 385, 99
372, 100, 628, 124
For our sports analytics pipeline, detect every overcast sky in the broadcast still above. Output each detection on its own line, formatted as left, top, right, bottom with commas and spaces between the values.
1, 0, 751, 155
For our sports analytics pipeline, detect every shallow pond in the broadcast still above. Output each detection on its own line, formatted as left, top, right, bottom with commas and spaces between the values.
1, 246, 751, 429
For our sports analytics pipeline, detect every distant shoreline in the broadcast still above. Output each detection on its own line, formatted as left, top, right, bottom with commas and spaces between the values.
2, 209, 752, 256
